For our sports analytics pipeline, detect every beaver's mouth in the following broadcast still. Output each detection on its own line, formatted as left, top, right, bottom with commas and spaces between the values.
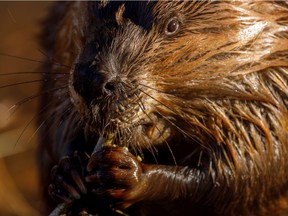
137, 114, 171, 145
88, 109, 171, 149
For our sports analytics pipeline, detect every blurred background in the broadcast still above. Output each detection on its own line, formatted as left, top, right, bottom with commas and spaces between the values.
0, 2, 54, 215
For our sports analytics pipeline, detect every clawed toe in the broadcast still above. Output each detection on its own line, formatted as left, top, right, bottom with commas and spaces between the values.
49, 152, 88, 202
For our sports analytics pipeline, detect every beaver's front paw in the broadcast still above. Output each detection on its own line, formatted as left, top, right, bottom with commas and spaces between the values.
48, 151, 88, 203
86, 146, 147, 209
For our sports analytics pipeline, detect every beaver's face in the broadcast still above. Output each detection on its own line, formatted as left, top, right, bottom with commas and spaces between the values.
68, 1, 288, 158
69, 1, 190, 147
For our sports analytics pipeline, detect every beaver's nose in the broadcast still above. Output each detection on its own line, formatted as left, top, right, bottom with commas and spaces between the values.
72, 40, 120, 103
73, 62, 118, 103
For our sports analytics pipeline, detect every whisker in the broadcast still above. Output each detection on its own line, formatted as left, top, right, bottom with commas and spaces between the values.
164, 139, 177, 165
0, 52, 48, 65
139, 89, 177, 117
13, 101, 52, 149
153, 109, 189, 139
37, 100, 75, 151
27, 99, 72, 150
9, 86, 68, 117
37, 48, 71, 69
155, 109, 208, 151
139, 88, 207, 150
138, 83, 167, 94
26, 118, 46, 147
136, 96, 177, 165
135, 97, 159, 163
137, 109, 159, 163
135, 90, 178, 164
0, 79, 47, 89
0, 52, 71, 68
142, 91, 196, 128
57, 106, 77, 146
0, 71, 68, 76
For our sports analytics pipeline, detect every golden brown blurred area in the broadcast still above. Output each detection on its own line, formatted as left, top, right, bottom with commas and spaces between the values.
0, 2, 54, 215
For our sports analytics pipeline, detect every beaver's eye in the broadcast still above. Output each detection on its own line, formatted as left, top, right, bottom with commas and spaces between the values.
165, 18, 180, 35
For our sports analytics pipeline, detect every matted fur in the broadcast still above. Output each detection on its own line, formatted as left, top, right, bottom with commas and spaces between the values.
39, 1, 288, 215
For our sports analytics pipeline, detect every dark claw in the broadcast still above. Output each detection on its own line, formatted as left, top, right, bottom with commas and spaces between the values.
62, 181, 81, 200
49, 152, 88, 203
85, 172, 99, 183
85, 170, 113, 186
70, 169, 87, 194
48, 184, 72, 203
87, 153, 98, 172
53, 193, 72, 203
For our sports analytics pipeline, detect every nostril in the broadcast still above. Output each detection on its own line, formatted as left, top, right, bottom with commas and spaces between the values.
104, 81, 116, 92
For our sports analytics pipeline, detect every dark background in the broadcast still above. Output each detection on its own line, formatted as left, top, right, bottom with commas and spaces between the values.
0, 2, 54, 215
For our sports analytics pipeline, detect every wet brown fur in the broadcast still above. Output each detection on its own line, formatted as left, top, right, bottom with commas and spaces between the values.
39, 1, 288, 215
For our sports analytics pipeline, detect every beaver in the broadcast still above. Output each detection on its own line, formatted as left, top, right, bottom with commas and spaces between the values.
38, 1, 288, 215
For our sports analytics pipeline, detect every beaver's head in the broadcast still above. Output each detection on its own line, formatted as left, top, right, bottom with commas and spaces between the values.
63, 1, 288, 172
